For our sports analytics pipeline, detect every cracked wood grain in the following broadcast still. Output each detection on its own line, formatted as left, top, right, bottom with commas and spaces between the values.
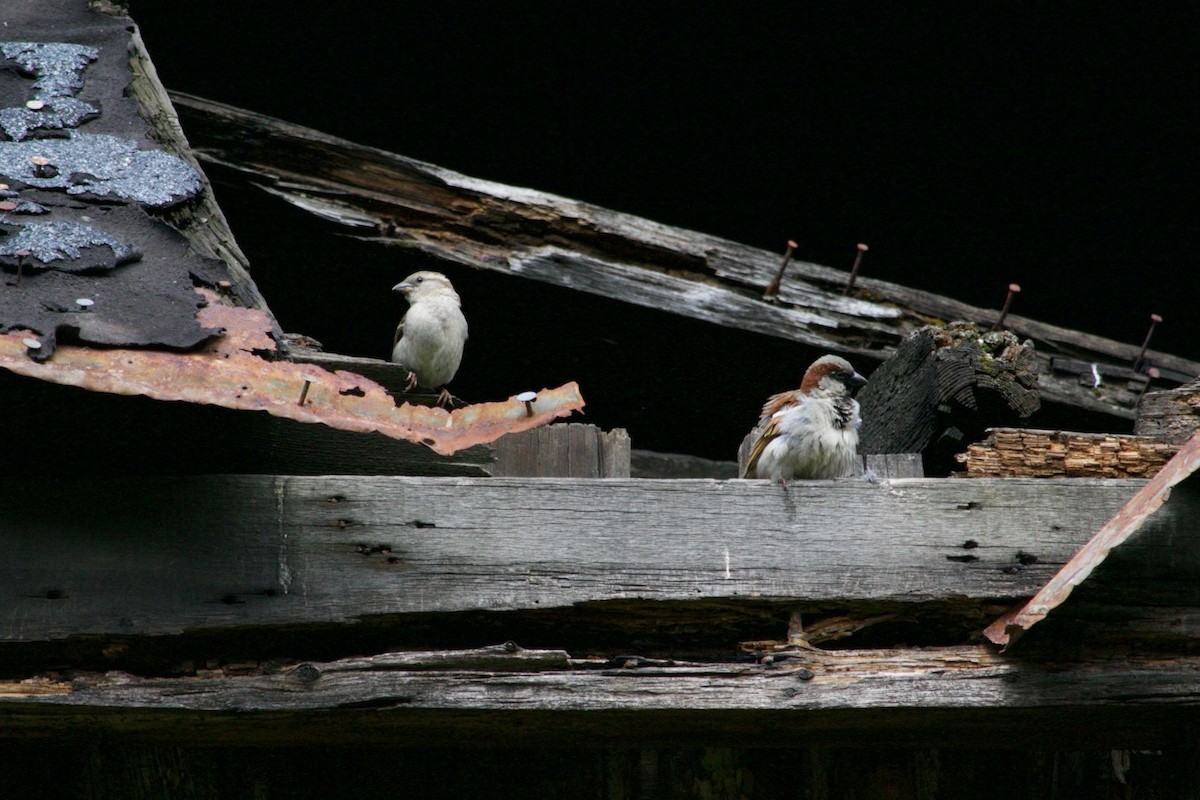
4, 475, 1197, 642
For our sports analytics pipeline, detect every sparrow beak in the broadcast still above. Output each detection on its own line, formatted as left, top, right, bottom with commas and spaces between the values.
392, 281, 412, 295
848, 371, 868, 388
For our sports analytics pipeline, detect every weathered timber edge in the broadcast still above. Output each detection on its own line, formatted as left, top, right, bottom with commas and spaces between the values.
3, 476, 1198, 642
3, 645, 1200, 748
169, 92, 1200, 421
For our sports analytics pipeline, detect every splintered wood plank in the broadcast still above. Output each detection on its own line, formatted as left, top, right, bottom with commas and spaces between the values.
1136, 382, 1200, 444
5, 646, 1200, 747
958, 428, 1180, 478
169, 91, 1200, 422
3, 476, 1196, 642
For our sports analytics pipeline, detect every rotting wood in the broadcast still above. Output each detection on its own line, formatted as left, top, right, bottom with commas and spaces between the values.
857, 325, 1040, 474
5, 645, 1200, 748
958, 428, 1180, 479
168, 92, 1200, 421
4, 475, 1196, 642
1136, 380, 1200, 444
289, 642, 573, 673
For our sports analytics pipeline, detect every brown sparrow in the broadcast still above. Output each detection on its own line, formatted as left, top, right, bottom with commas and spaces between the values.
391, 271, 468, 407
741, 355, 868, 482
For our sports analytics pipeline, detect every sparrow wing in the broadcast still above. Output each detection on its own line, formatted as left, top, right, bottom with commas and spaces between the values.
392, 310, 407, 351
741, 413, 784, 479
758, 390, 800, 424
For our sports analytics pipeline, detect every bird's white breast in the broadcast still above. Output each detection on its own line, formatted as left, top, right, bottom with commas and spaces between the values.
391, 297, 466, 388
756, 396, 860, 481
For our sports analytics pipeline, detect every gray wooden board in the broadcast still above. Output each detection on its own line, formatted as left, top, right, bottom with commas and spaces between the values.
5, 646, 1200, 747
25, 653, 1200, 714
3, 476, 1197, 642
491, 424, 632, 478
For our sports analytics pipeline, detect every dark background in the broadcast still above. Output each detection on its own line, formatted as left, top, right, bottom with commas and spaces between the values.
129, 3, 1197, 459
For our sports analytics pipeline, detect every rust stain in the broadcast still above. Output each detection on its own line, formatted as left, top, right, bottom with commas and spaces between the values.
0, 290, 585, 456
985, 429, 1200, 649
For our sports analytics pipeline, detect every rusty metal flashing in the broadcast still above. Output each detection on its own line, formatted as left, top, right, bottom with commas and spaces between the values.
985, 430, 1200, 649
0, 289, 585, 456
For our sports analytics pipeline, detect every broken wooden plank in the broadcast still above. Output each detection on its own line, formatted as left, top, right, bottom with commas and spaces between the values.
1135, 380, 1200, 444
3, 475, 1196, 642
491, 423, 631, 478
957, 428, 1180, 479
168, 92, 1200, 422
5, 645, 1200, 747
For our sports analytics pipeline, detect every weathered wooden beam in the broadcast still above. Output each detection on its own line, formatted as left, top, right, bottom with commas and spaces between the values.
1136, 380, 1200, 444
4, 645, 1200, 747
2, 475, 1197, 642
168, 92, 1200, 421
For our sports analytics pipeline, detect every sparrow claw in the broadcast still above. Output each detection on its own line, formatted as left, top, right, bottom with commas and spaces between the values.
436, 387, 454, 408
403, 370, 418, 392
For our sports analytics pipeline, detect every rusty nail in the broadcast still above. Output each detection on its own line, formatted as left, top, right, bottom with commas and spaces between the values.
12, 249, 29, 286
298, 378, 312, 406
990, 283, 1021, 331
1133, 313, 1163, 370
1134, 367, 1161, 400
516, 390, 537, 417
22, 337, 42, 350
842, 243, 869, 296
763, 240, 798, 301
0, 200, 16, 212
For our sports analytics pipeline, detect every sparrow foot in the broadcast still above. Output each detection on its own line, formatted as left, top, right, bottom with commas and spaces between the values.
436, 387, 454, 408
403, 370, 418, 392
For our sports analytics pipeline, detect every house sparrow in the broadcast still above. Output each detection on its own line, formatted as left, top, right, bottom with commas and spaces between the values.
741, 355, 868, 482
391, 271, 468, 407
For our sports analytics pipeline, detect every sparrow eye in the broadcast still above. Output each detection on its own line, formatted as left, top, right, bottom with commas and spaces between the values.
415, 277, 424, 284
